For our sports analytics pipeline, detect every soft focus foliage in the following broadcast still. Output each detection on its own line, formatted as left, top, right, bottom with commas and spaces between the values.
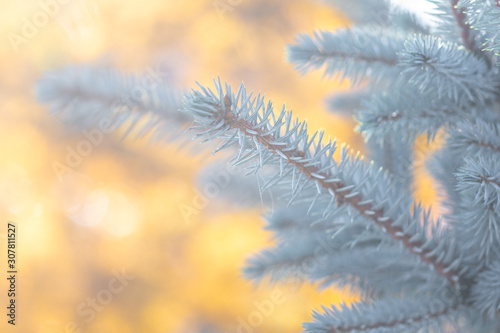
1, 1, 359, 332
179, 0, 500, 331
26, 0, 500, 332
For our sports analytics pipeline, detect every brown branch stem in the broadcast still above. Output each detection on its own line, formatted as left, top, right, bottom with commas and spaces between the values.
216, 102, 459, 286
451, 0, 475, 50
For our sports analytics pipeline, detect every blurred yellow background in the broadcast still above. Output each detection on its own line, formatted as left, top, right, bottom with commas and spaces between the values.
0, 1, 436, 332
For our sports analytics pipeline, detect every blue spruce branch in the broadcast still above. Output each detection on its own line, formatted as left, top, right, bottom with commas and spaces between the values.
303, 296, 461, 333
454, 155, 500, 270
428, 0, 478, 50
286, 27, 407, 85
183, 79, 462, 286
470, 260, 500, 318
35, 0, 500, 331
36, 65, 188, 143
458, 0, 500, 62
398, 35, 498, 105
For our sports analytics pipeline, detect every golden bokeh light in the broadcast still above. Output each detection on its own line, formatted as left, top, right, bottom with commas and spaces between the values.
0, 1, 437, 332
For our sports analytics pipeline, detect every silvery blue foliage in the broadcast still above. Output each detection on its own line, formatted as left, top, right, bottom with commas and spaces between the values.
454, 156, 500, 269
355, 84, 463, 141
427, 0, 480, 49
446, 119, 500, 157
470, 261, 500, 319
36, 0, 500, 332
287, 27, 407, 85
180, 0, 500, 331
457, 0, 500, 61
36, 65, 188, 143
365, 137, 414, 191
398, 35, 498, 104
182, 78, 471, 331
326, 89, 372, 115
304, 296, 463, 333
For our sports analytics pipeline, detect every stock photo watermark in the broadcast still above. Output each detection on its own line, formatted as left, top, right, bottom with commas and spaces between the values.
225, 234, 335, 333
178, 163, 276, 224
6, 221, 17, 326
39, 268, 135, 333
227, 229, 460, 332
73, 269, 135, 326
231, 289, 286, 333
178, 164, 237, 224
